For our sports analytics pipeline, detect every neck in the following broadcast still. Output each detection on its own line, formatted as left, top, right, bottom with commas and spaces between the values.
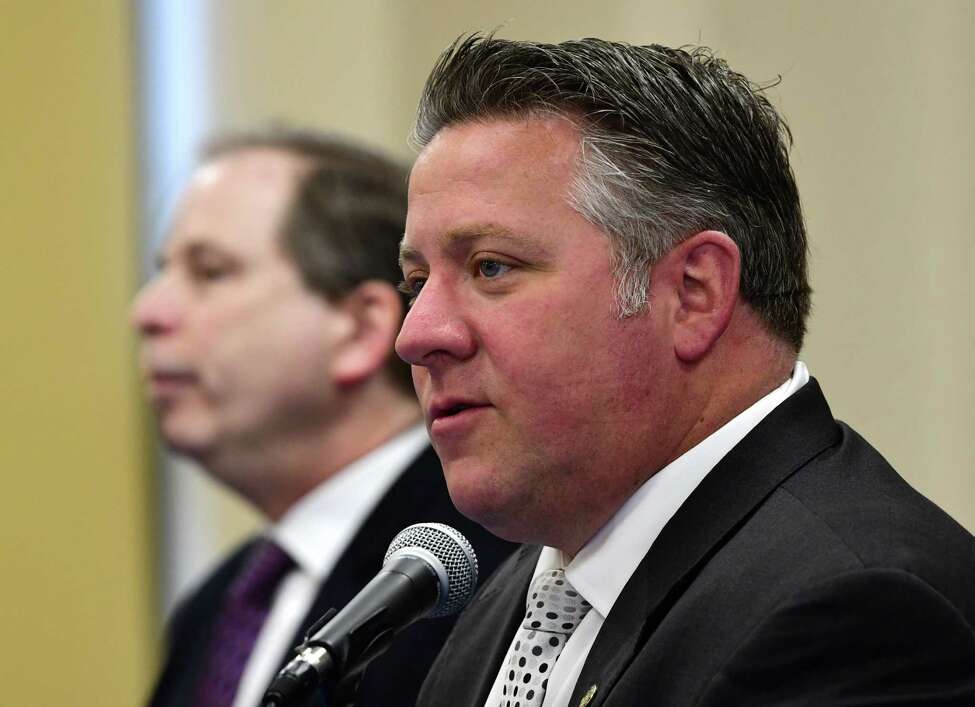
554, 318, 797, 557
205, 386, 422, 520
661, 312, 797, 468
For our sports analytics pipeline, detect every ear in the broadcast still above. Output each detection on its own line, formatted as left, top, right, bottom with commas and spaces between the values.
329, 280, 404, 388
670, 230, 741, 363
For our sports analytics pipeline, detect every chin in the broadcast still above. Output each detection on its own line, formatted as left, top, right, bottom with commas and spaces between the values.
158, 415, 214, 462
442, 459, 531, 544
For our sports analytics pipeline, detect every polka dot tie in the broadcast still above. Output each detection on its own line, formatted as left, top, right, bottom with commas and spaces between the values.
193, 539, 295, 707
500, 568, 592, 707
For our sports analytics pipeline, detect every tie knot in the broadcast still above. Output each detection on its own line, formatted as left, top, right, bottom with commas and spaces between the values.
523, 568, 591, 635
229, 538, 294, 605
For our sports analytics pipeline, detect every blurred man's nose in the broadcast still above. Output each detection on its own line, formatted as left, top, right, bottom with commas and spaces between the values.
131, 275, 181, 337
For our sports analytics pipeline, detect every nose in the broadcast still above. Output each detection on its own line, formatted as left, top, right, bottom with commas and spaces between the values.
395, 281, 476, 368
130, 273, 182, 337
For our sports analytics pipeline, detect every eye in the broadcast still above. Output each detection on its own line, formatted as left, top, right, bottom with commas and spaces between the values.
397, 276, 426, 304
185, 248, 238, 285
476, 259, 512, 279
189, 261, 232, 283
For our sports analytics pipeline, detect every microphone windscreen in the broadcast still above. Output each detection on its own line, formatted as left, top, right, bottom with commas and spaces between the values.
383, 523, 478, 617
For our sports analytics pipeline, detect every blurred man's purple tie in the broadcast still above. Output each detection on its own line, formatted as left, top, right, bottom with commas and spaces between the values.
194, 539, 295, 707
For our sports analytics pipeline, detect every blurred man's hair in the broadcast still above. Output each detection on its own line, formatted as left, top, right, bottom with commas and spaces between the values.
205, 128, 414, 393
413, 34, 811, 350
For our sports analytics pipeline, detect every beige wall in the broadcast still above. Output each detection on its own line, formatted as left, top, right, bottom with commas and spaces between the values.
0, 2, 156, 705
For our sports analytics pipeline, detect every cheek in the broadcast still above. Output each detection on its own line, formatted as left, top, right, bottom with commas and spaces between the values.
257, 315, 338, 390
410, 366, 430, 400
487, 310, 603, 422
492, 290, 618, 382
199, 303, 334, 398
190, 303, 254, 367
487, 301, 647, 449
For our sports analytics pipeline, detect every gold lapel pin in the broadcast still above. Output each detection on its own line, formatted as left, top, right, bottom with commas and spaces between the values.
579, 684, 598, 707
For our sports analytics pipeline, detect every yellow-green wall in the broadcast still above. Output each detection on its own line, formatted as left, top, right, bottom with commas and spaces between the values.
0, 3, 155, 704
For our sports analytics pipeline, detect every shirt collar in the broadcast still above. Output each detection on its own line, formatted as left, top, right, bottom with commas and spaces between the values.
553, 362, 810, 618
269, 423, 429, 579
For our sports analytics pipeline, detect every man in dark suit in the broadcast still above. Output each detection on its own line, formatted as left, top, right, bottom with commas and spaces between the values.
132, 129, 515, 707
394, 35, 975, 705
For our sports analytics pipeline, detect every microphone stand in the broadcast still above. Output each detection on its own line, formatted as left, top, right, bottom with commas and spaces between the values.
261, 610, 339, 707
262, 554, 438, 705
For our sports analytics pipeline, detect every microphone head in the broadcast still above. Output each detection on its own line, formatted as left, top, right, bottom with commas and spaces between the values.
383, 523, 478, 617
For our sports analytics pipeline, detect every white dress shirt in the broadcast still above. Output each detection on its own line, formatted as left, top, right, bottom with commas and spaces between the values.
484, 363, 810, 707
232, 423, 429, 707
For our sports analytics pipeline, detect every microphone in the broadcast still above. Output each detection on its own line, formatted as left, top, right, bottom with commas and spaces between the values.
261, 522, 478, 706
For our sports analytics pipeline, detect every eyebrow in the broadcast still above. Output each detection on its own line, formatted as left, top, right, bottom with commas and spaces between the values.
398, 223, 547, 268
398, 238, 424, 270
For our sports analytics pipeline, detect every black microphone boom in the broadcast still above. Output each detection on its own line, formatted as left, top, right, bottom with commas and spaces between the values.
262, 523, 478, 706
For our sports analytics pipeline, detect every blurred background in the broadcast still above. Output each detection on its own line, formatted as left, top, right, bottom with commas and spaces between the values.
2, 1, 973, 704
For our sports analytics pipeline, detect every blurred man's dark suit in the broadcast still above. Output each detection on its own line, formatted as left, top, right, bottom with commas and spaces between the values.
148, 446, 516, 707
418, 380, 975, 706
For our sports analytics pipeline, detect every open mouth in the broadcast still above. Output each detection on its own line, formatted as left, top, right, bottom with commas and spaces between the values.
438, 403, 475, 419
152, 371, 195, 383
147, 370, 198, 397
429, 400, 490, 427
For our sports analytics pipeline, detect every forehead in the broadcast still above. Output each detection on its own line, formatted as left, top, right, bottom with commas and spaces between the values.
402, 116, 588, 259
166, 147, 309, 257
409, 115, 581, 202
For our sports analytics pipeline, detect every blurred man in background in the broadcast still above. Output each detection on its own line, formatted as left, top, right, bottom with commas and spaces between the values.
132, 128, 515, 707
396, 35, 975, 705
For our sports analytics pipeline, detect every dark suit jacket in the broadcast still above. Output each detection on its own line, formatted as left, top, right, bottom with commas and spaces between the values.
418, 380, 975, 706
147, 445, 517, 707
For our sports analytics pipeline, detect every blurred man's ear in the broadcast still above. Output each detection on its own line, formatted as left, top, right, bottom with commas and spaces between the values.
330, 281, 404, 387
669, 230, 741, 363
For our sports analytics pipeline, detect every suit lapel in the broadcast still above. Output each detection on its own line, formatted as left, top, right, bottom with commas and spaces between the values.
281, 447, 446, 656
569, 379, 841, 707
276, 444, 519, 683
422, 544, 540, 707
148, 540, 256, 707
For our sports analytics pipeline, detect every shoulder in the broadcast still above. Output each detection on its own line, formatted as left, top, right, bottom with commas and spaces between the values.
777, 420, 975, 614
697, 567, 975, 704
692, 421, 975, 702
147, 540, 258, 707
165, 539, 256, 641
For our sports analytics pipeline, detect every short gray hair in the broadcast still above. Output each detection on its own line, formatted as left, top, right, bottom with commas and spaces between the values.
412, 34, 811, 350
